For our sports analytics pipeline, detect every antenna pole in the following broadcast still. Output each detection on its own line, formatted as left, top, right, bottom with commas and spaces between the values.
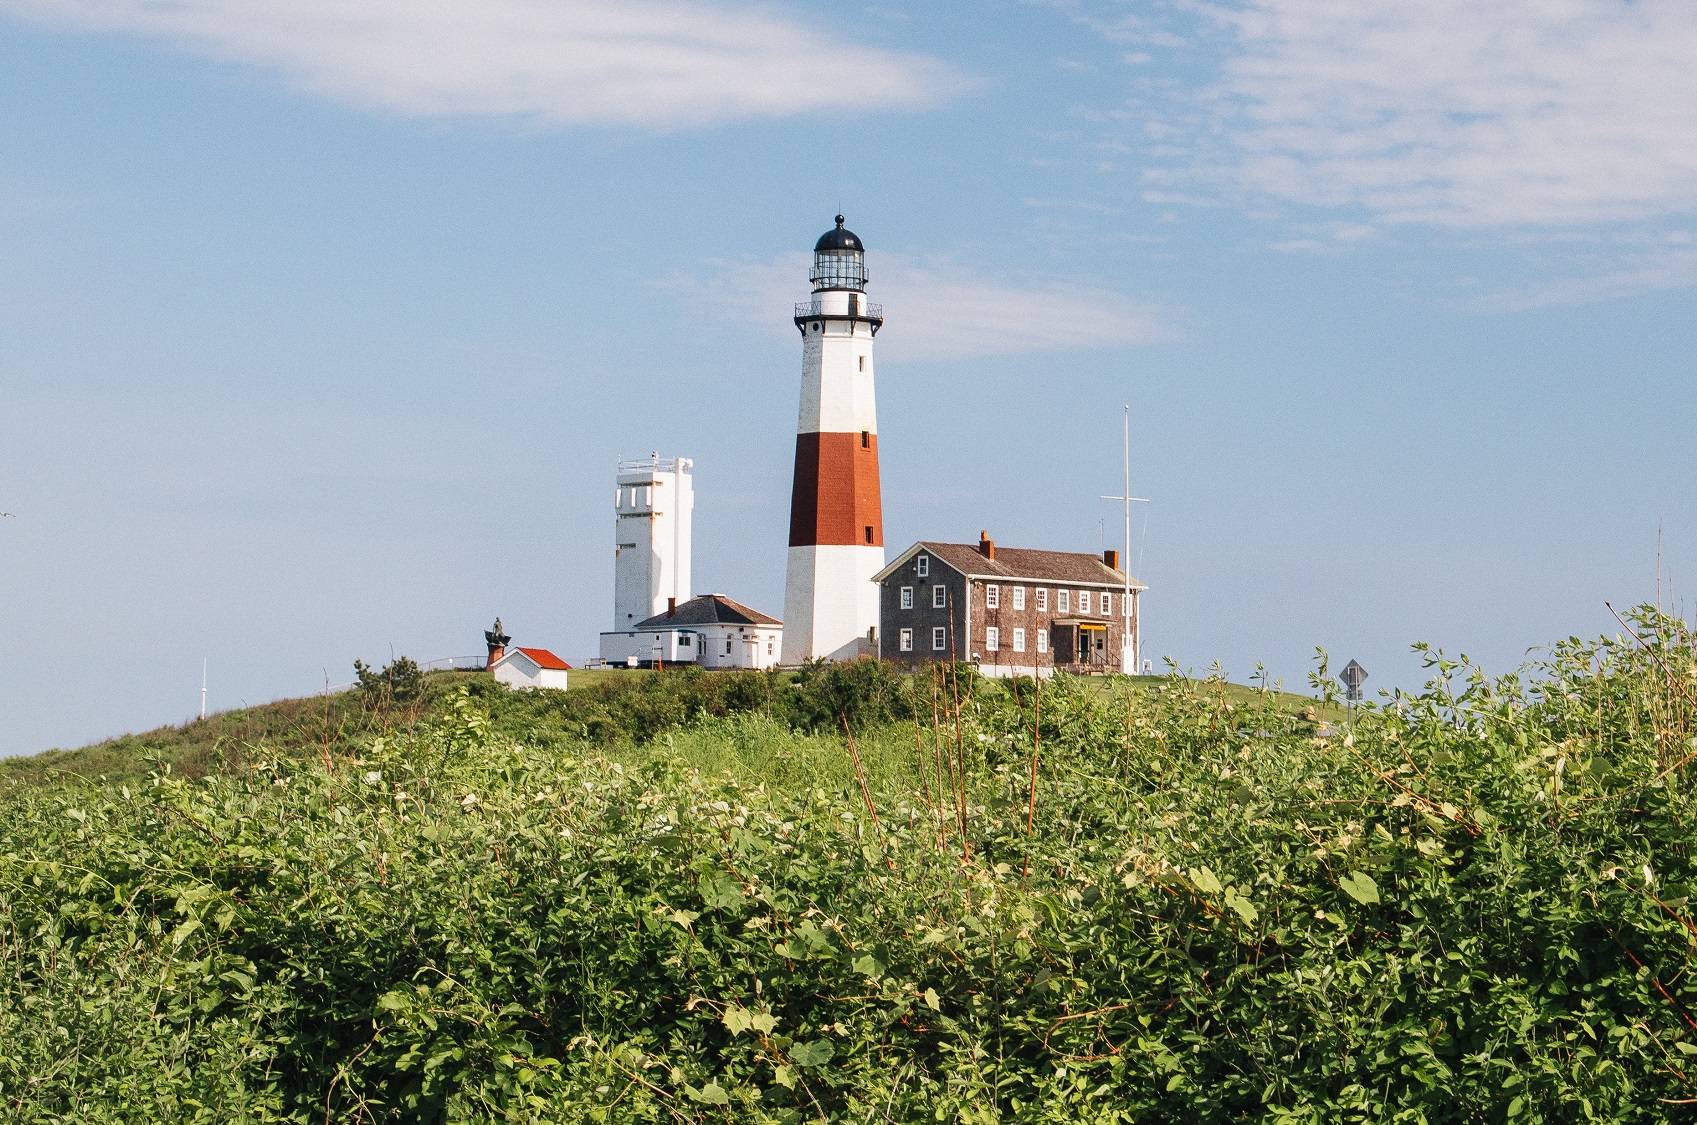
200, 658, 207, 720
1123, 406, 1133, 674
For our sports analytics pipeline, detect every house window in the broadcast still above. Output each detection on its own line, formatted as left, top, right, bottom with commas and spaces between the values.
933, 585, 947, 609
680, 635, 692, 648
985, 627, 999, 652
1101, 593, 1111, 616
932, 626, 947, 651
900, 628, 913, 652
985, 585, 999, 609
725, 639, 733, 655
1036, 588, 1048, 611
1013, 628, 1026, 653
1079, 591, 1091, 614
1056, 590, 1069, 613
1036, 629, 1048, 654
900, 586, 913, 610
916, 555, 929, 577
1012, 586, 1025, 610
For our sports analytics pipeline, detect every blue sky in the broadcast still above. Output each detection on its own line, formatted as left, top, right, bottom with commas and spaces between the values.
3, 0, 1695, 754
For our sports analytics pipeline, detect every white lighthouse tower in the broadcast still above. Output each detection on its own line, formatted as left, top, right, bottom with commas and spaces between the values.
599, 455, 693, 664
781, 217, 885, 663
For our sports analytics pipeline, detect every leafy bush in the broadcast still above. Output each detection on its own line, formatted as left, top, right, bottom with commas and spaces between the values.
355, 656, 425, 705
4, 610, 1697, 1121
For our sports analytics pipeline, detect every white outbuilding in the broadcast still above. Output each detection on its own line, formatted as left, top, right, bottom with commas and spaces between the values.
491, 647, 571, 691
616, 594, 783, 670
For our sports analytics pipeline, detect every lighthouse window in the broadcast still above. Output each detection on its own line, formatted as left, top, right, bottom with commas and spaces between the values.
933, 585, 947, 609
861, 430, 869, 448
858, 356, 865, 371
865, 525, 874, 543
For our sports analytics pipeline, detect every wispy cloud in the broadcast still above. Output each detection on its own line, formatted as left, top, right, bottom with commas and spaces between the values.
1176, 0, 1697, 228
0, 0, 968, 128
692, 253, 1171, 362
1480, 240, 1697, 311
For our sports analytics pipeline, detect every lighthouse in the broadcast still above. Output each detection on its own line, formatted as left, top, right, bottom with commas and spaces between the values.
782, 216, 885, 662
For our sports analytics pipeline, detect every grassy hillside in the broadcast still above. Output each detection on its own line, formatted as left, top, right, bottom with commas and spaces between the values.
0, 665, 1320, 791
6, 617, 1696, 1121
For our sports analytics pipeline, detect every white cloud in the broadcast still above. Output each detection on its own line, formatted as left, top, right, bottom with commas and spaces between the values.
1183, 0, 1697, 227
1481, 244, 1697, 311
0, 0, 966, 127
694, 252, 1170, 361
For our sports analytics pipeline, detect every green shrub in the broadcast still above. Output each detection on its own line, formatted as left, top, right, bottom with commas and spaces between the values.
4, 610, 1697, 1121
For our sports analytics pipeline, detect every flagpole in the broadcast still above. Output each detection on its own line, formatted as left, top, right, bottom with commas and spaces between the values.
1100, 410, 1150, 676
1122, 406, 1133, 674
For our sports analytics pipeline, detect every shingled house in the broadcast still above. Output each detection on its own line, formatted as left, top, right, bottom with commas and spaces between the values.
872, 532, 1144, 677
625, 593, 784, 670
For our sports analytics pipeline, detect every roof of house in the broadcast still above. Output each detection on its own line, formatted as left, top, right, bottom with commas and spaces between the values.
636, 594, 781, 630
873, 541, 1146, 590
496, 647, 571, 671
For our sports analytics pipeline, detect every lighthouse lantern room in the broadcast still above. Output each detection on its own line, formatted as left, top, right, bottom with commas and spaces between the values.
782, 216, 886, 662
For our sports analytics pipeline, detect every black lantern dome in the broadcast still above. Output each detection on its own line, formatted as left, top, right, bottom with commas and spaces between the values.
813, 215, 864, 253
810, 215, 867, 292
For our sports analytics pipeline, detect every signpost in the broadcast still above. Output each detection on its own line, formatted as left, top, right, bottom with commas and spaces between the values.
1340, 660, 1369, 711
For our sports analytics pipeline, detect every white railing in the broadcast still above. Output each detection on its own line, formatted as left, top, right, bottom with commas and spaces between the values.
418, 655, 487, 672
618, 457, 687, 473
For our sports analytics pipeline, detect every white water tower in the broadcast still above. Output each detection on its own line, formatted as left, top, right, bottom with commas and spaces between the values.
610, 454, 693, 629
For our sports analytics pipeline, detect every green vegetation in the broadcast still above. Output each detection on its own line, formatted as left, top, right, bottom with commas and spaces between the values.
6, 616, 1696, 1121
0, 664, 1319, 792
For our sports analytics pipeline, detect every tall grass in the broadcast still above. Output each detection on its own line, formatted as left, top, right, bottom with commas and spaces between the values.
629, 712, 924, 796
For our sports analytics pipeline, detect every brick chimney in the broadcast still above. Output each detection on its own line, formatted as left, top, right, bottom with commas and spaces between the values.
484, 617, 511, 670
978, 530, 995, 560
667, 597, 677, 617
1104, 549, 1119, 570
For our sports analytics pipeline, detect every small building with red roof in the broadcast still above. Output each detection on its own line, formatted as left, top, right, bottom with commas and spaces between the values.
491, 646, 571, 691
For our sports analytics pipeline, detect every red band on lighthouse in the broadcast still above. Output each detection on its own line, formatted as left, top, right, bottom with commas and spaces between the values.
787, 431, 883, 548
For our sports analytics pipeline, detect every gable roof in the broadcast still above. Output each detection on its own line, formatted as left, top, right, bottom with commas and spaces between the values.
495, 647, 571, 671
635, 594, 781, 629
873, 541, 1146, 590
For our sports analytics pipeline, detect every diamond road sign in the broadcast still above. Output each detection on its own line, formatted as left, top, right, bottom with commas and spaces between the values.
1340, 659, 1368, 702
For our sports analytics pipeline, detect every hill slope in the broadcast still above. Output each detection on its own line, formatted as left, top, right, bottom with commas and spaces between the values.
0, 666, 1314, 790
4, 618, 1697, 1121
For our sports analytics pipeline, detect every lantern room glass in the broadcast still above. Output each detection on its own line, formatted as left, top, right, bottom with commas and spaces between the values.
811, 248, 867, 292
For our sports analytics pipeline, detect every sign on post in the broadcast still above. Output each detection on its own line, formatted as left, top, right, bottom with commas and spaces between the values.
1340, 659, 1369, 704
